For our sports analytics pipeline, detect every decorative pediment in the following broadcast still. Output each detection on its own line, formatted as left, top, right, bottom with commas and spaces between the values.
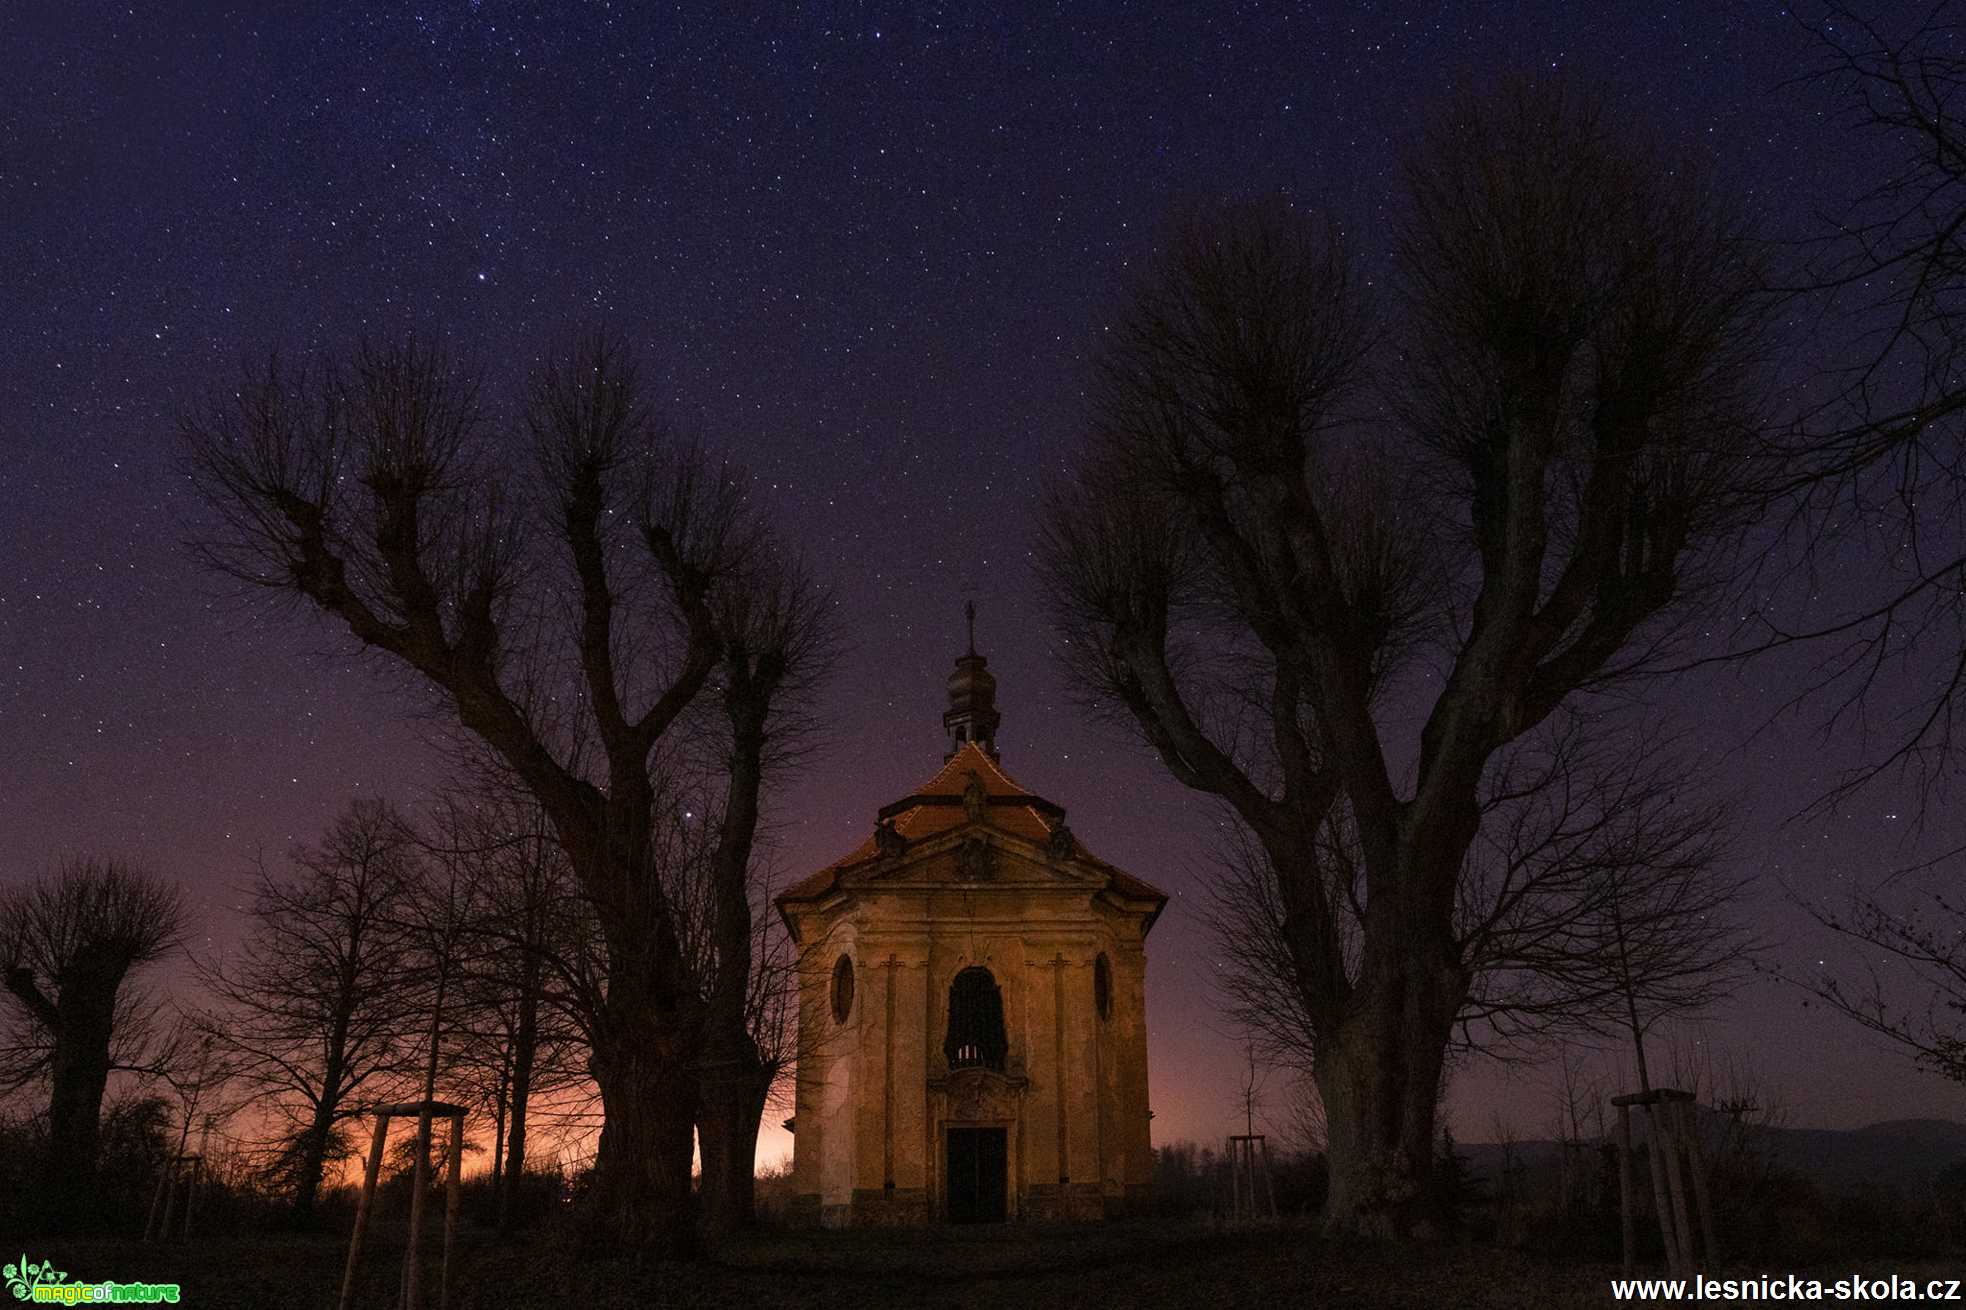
775, 737, 1168, 937
852, 831, 1105, 892
927, 1065, 1029, 1122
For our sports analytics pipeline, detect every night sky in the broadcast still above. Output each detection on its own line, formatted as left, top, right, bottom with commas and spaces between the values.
2, 1, 1952, 1168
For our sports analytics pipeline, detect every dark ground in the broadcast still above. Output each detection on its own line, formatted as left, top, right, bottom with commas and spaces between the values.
9, 1220, 1866, 1308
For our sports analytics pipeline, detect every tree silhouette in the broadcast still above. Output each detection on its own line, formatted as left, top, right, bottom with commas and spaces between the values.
1039, 76, 1767, 1233
194, 800, 422, 1220
181, 331, 834, 1253
0, 856, 186, 1217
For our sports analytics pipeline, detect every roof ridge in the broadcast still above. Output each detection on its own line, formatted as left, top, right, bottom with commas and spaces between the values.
774, 738, 1169, 934
916, 740, 1033, 796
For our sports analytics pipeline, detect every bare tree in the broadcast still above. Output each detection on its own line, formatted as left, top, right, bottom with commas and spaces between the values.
1730, 2, 1966, 1104
194, 800, 421, 1219
1234, 1041, 1269, 1136
394, 834, 478, 1308
1270, 1073, 1329, 1157
1782, 886, 1966, 1083
525, 347, 837, 1236
1038, 77, 1767, 1233
691, 552, 837, 1236
0, 857, 187, 1203
1737, 2, 1966, 810
1549, 1046, 1607, 1218
431, 749, 819, 1239
1467, 722, 1754, 1063
1207, 716, 1754, 1079
423, 787, 593, 1232
743, 881, 801, 1141
180, 330, 831, 1253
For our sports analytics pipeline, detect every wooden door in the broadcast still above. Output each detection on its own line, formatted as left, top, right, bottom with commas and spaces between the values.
946, 1126, 1007, 1223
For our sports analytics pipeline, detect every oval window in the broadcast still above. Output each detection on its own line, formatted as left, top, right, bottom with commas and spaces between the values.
831, 954, 855, 1024
1094, 953, 1113, 1022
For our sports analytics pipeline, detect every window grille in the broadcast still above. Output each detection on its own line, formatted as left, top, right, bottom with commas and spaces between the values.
944, 966, 1007, 1071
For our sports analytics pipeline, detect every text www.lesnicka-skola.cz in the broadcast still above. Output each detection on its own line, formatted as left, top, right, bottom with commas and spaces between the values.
1610, 1274, 1964, 1302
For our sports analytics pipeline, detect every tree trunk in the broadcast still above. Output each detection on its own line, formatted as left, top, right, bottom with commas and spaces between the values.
1313, 958, 1461, 1237
695, 702, 770, 1241
46, 986, 114, 1229
292, 1029, 349, 1221
490, 1046, 509, 1195
37, 991, 115, 1233
283, 959, 366, 1224
498, 981, 538, 1233
47, 1028, 111, 1175
696, 1048, 772, 1239
586, 970, 700, 1258
543, 770, 717, 1256
1284, 784, 1475, 1238
292, 1091, 339, 1221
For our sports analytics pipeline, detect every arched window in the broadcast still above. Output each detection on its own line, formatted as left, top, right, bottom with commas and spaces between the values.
831, 954, 855, 1024
944, 966, 1008, 1071
1094, 953, 1113, 1022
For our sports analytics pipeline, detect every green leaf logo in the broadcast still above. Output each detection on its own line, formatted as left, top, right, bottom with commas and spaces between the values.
5, 1255, 65, 1301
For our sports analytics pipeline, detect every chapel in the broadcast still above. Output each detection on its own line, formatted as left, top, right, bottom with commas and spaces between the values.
776, 614, 1166, 1225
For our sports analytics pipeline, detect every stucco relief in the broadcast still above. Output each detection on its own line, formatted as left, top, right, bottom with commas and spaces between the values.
930, 1066, 1029, 1123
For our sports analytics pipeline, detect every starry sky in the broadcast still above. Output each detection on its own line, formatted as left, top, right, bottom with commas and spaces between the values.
2, 1, 1955, 1168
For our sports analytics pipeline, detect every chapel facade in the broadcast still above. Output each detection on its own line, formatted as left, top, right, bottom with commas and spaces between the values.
776, 620, 1165, 1225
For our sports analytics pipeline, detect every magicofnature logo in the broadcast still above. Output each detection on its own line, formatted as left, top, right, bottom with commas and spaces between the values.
4, 1254, 180, 1304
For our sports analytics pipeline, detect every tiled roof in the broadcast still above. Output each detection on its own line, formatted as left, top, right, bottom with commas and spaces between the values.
776, 742, 1167, 924
901, 744, 1041, 804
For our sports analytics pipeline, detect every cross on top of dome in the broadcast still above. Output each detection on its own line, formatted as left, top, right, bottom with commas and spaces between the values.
944, 600, 1001, 760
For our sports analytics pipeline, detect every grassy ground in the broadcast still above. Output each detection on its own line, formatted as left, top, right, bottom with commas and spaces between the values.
10, 1220, 1694, 1309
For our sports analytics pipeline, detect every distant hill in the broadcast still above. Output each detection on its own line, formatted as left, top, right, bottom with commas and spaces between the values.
1462, 1116, 1966, 1196
1757, 1118, 1966, 1194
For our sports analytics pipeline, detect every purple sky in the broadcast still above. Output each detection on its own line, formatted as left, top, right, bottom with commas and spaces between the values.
2, 1, 1958, 1167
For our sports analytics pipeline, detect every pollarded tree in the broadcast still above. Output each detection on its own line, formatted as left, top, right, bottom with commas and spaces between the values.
0, 857, 187, 1194
194, 799, 422, 1219
181, 332, 833, 1254
1038, 77, 1768, 1233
